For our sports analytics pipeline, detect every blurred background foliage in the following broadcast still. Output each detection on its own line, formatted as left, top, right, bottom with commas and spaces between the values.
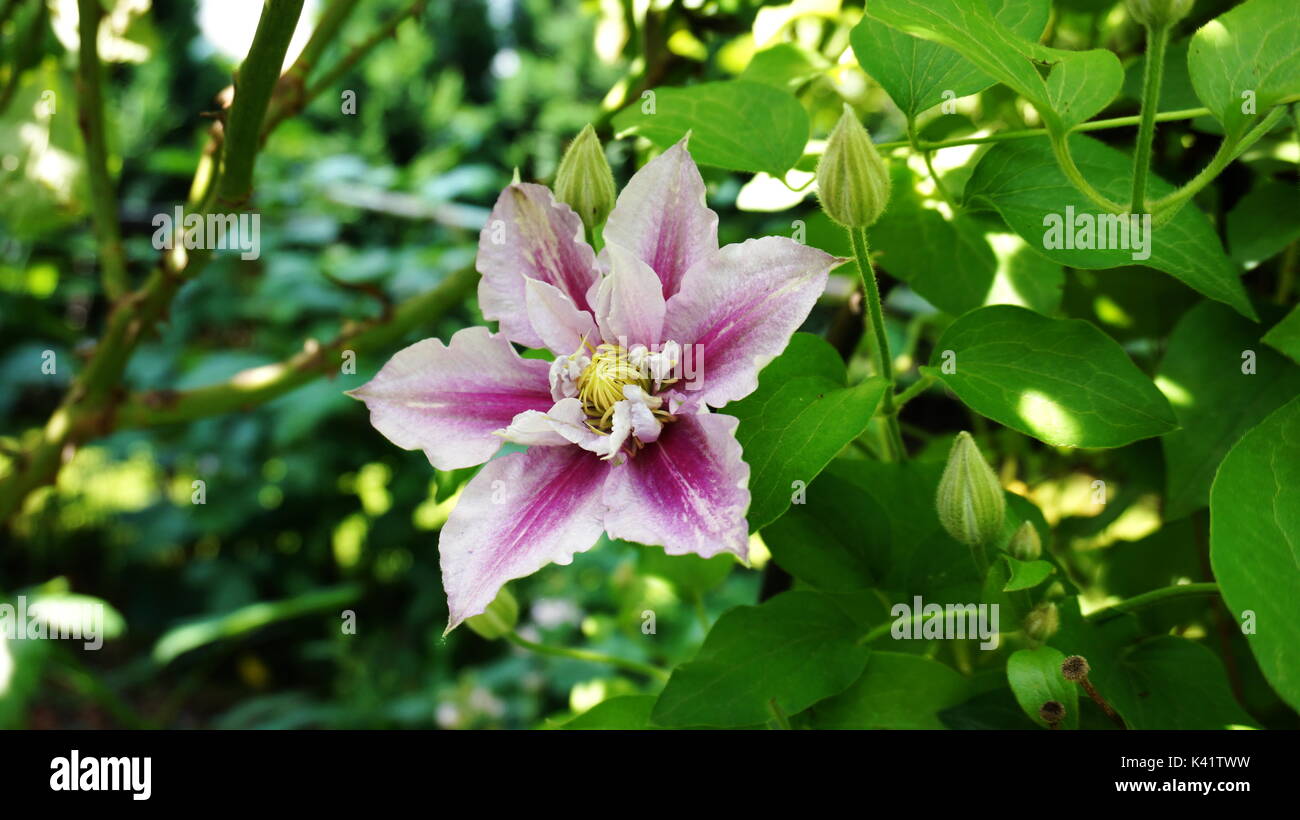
1, 0, 1296, 728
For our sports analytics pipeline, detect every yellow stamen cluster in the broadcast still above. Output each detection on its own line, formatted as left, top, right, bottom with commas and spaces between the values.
577, 344, 648, 432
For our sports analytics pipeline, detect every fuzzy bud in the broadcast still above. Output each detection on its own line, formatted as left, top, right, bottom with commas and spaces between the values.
554, 124, 616, 232
466, 586, 519, 641
936, 431, 1006, 548
1023, 602, 1060, 643
1009, 521, 1042, 561
816, 105, 891, 229
1125, 0, 1193, 28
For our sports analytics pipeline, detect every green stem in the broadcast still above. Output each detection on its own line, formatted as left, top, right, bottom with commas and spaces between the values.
263, 0, 425, 137
0, 0, 310, 524
767, 699, 792, 730
908, 117, 957, 210
216, 0, 306, 207
76, 0, 129, 301
1050, 131, 1126, 214
1086, 582, 1220, 623
116, 266, 476, 428
1275, 241, 1297, 304
505, 631, 670, 682
893, 371, 936, 410
848, 226, 906, 460
1151, 106, 1288, 225
1130, 23, 1169, 213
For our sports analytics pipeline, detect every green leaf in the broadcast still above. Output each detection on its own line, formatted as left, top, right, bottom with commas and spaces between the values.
636, 544, 735, 597
1210, 395, 1300, 712
739, 43, 828, 91
1263, 305, 1300, 365
965, 135, 1257, 320
872, 164, 1064, 316
872, 163, 996, 314
928, 305, 1178, 447
1188, 0, 1300, 141
849, 0, 1050, 120
1228, 181, 1300, 271
1007, 646, 1079, 729
1001, 556, 1055, 591
651, 591, 871, 727
611, 81, 809, 175
1157, 301, 1300, 520
559, 696, 660, 729
826, 459, 983, 603
863, 0, 1121, 132
1104, 638, 1260, 729
762, 469, 889, 591
809, 653, 973, 729
730, 333, 887, 531
1052, 599, 1258, 729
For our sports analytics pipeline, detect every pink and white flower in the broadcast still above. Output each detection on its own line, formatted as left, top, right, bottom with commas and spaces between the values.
349, 139, 842, 630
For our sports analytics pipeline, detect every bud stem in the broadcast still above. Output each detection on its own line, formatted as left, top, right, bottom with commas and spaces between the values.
504, 631, 670, 681
848, 226, 907, 461
1130, 22, 1170, 213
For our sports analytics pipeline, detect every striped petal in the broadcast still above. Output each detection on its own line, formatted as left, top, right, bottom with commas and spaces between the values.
602, 139, 718, 300
347, 327, 553, 470
602, 410, 749, 560
665, 237, 841, 408
440, 445, 609, 630
477, 183, 599, 348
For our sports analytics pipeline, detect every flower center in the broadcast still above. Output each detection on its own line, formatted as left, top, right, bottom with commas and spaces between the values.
577, 344, 649, 431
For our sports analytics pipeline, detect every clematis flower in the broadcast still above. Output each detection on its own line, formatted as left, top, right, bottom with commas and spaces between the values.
349, 138, 842, 630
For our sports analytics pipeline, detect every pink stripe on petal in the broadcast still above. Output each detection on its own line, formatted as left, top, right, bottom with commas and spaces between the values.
665, 237, 843, 407
441, 446, 609, 630
594, 243, 666, 346
603, 411, 749, 560
603, 140, 719, 300
347, 327, 553, 470
477, 183, 598, 348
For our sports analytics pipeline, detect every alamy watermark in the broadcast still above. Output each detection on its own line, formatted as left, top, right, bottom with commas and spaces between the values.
1042, 206, 1151, 261
151, 206, 260, 260
0, 595, 105, 650
890, 595, 1000, 650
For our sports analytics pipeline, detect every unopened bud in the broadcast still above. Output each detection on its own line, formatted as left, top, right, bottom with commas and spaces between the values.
1125, 0, 1193, 27
936, 431, 1005, 549
1023, 602, 1060, 642
1009, 521, 1042, 561
816, 104, 891, 228
466, 586, 519, 640
554, 124, 616, 232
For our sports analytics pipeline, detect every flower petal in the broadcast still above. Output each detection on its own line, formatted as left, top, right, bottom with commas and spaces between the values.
603, 411, 749, 560
603, 139, 719, 300
665, 237, 841, 407
347, 327, 553, 470
525, 278, 598, 355
440, 446, 608, 630
499, 398, 594, 447
477, 183, 598, 348
594, 243, 666, 346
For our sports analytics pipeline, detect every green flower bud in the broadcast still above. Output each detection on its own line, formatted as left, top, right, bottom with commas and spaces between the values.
936, 431, 1005, 549
554, 124, 616, 232
1023, 602, 1060, 643
816, 104, 891, 229
466, 586, 519, 640
1009, 520, 1042, 561
1124, 0, 1193, 28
